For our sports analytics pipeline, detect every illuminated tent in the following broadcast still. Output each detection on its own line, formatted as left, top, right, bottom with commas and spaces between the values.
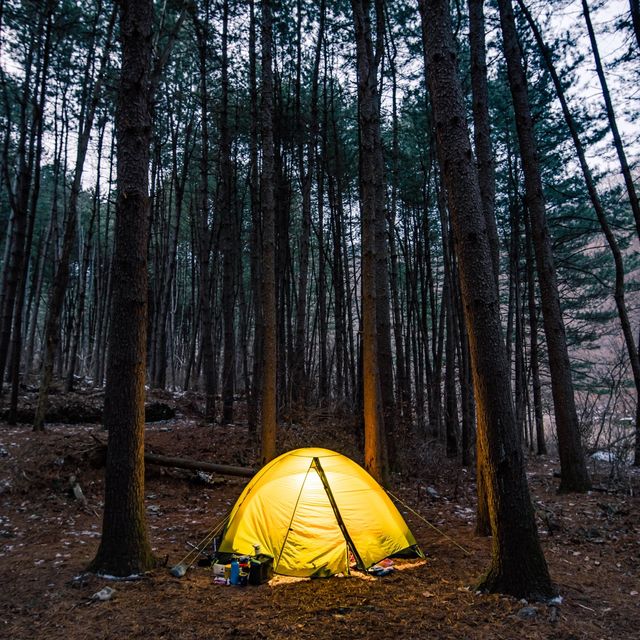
217, 447, 422, 577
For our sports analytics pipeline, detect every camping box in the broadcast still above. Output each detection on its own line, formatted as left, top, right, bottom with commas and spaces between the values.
249, 555, 273, 585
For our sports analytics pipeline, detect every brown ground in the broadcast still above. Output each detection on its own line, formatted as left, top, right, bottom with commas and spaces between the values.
1, 393, 639, 639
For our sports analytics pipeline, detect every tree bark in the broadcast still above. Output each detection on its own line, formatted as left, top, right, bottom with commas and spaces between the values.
467, 0, 493, 527
89, 0, 156, 577
260, 0, 277, 466
468, 0, 499, 286
352, 0, 387, 484
419, 0, 554, 600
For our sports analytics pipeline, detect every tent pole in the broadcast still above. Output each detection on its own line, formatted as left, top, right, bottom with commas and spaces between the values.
312, 457, 366, 570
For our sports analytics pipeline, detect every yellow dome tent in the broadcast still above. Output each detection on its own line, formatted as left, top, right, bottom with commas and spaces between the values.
217, 447, 423, 577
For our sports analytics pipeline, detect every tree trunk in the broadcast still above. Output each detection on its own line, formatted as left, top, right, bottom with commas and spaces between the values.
193, 1, 216, 422
219, 0, 235, 424
468, 0, 499, 285
496, 0, 590, 492
437, 175, 459, 458
524, 207, 546, 455
247, 0, 261, 435
352, 0, 386, 484
386, 34, 409, 421
260, 0, 277, 466
419, 0, 554, 600
89, 0, 156, 576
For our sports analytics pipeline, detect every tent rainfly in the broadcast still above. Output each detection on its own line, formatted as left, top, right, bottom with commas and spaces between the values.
217, 447, 423, 577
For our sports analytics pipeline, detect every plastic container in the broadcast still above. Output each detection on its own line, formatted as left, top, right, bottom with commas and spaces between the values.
249, 554, 274, 585
230, 560, 240, 585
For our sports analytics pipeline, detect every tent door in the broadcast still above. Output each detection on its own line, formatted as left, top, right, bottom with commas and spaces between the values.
312, 457, 366, 571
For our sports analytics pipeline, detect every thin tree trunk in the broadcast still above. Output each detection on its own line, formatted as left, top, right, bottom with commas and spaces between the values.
372, 0, 395, 472
152, 113, 192, 389
219, 0, 235, 424
247, 0, 261, 435
192, 2, 216, 422
387, 35, 410, 420
260, 0, 277, 466
468, 0, 499, 285
524, 206, 547, 455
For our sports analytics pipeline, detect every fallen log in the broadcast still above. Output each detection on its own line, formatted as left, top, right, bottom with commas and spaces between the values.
87, 441, 255, 478
144, 452, 255, 478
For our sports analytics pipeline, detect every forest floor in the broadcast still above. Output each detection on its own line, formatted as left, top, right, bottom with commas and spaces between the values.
1, 389, 639, 639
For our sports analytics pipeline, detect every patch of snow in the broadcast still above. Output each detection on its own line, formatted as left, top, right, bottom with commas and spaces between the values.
548, 595, 563, 605
590, 451, 618, 463
97, 573, 142, 581
91, 586, 115, 601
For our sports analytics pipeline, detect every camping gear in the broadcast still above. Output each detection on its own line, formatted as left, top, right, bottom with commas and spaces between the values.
230, 560, 240, 585
217, 447, 423, 578
248, 555, 274, 585
170, 564, 187, 578
169, 513, 229, 578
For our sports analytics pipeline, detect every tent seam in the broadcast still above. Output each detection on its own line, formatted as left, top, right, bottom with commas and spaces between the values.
273, 460, 314, 573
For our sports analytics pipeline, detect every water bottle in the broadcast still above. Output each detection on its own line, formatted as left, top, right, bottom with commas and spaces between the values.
230, 559, 240, 585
